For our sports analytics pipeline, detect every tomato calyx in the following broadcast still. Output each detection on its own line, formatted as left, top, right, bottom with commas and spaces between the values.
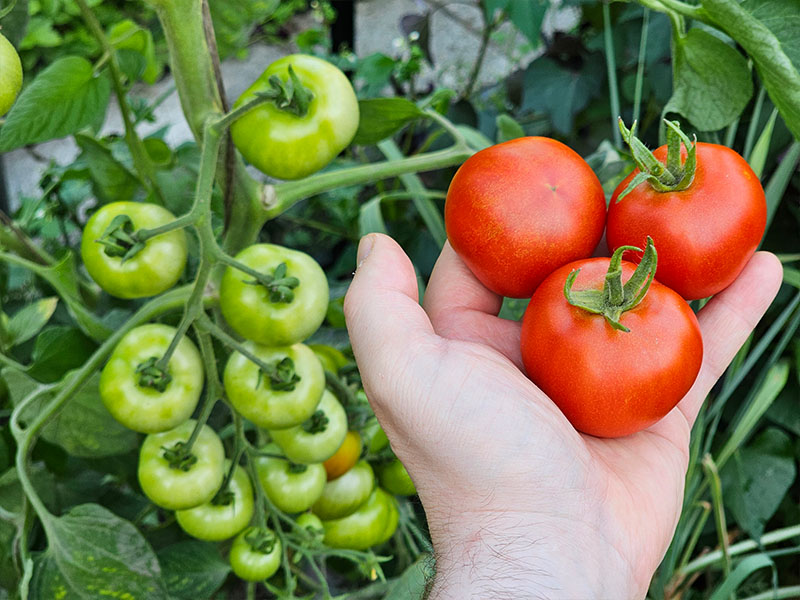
617, 119, 697, 201
161, 441, 198, 471
244, 262, 300, 303
245, 527, 278, 554
301, 409, 329, 434
96, 214, 146, 262
135, 356, 173, 392
255, 64, 314, 118
287, 462, 309, 474
564, 237, 658, 332
256, 357, 301, 391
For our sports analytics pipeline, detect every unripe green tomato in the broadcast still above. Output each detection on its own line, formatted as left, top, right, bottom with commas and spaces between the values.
375, 491, 400, 546
295, 512, 324, 544
321, 488, 394, 550
363, 418, 390, 454
231, 54, 359, 180
255, 447, 327, 514
81, 202, 187, 299
309, 344, 349, 374
229, 526, 282, 582
100, 324, 203, 433
269, 390, 348, 464
175, 462, 254, 541
219, 244, 329, 347
223, 342, 325, 430
138, 420, 225, 510
378, 458, 417, 496
312, 460, 374, 520
0, 33, 22, 117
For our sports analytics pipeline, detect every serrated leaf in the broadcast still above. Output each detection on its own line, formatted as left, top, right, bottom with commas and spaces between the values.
31, 504, 168, 600
353, 98, 424, 145
0, 56, 111, 152
665, 28, 753, 131
5, 297, 58, 347
157, 542, 230, 599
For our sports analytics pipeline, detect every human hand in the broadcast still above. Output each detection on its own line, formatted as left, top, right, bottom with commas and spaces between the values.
344, 233, 783, 600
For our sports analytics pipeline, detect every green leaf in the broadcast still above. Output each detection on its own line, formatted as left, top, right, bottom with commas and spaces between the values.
495, 114, 525, 143
157, 541, 230, 599
19, 16, 62, 50
30, 504, 168, 600
764, 141, 800, 233
665, 28, 753, 131
522, 55, 605, 134
721, 428, 797, 539
747, 108, 778, 178
353, 98, 424, 145
0, 56, 111, 152
707, 553, 774, 600
75, 134, 140, 203
1, 0, 30, 47
5, 297, 58, 348
355, 53, 396, 98
483, 0, 510, 21
359, 195, 389, 237
383, 554, 435, 600
108, 19, 161, 84
506, 0, 548, 47
703, 0, 800, 140
27, 326, 95, 383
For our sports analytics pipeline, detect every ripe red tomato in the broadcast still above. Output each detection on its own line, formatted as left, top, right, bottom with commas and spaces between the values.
607, 143, 766, 300
444, 137, 606, 298
520, 254, 703, 438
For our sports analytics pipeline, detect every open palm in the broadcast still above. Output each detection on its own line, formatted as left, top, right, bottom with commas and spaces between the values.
344, 235, 782, 599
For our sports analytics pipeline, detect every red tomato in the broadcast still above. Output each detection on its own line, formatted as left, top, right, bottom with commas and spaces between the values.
607, 143, 765, 300
444, 137, 606, 298
520, 256, 703, 438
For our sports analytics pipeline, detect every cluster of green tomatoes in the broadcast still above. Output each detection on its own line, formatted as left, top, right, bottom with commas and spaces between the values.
80, 199, 416, 583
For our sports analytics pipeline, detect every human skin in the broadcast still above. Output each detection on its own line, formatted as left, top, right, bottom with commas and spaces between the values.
343, 233, 782, 599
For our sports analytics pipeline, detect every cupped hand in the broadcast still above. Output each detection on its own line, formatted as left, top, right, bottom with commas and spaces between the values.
344, 233, 782, 600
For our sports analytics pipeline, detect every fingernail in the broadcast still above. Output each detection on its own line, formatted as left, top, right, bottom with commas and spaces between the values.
357, 234, 375, 269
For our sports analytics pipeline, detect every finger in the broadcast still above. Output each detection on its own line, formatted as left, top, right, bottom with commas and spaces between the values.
423, 243, 524, 369
678, 251, 784, 425
343, 234, 442, 431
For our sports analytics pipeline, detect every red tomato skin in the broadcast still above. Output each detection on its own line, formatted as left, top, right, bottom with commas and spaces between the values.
606, 143, 766, 300
445, 137, 607, 298
520, 258, 703, 438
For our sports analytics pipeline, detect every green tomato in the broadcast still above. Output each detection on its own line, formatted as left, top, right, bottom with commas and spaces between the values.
229, 526, 282, 582
309, 344, 349, 374
256, 446, 326, 514
231, 53, 359, 180
100, 324, 203, 433
312, 460, 374, 520
295, 512, 324, 544
224, 342, 325, 430
269, 390, 347, 464
363, 417, 390, 454
378, 458, 417, 496
138, 420, 225, 510
81, 202, 187, 299
219, 244, 328, 346
321, 488, 394, 551
175, 462, 254, 541
375, 492, 400, 546
0, 33, 22, 117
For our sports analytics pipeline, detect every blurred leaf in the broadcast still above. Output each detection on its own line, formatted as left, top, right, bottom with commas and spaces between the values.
353, 98, 424, 145
665, 28, 753, 131
355, 53, 396, 98
764, 141, 800, 233
766, 378, 800, 436
207, 0, 280, 59
30, 504, 169, 600
748, 108, 778, 178
4, 297, 57, 348
522, 55, 604, 134
707, 553, 774, 600
157, 541, 230, 600
496, 114, 525, 142
75, 134, 140, 203
27, 326, 95, 383
383, 554, 435, 600
506, 0, 547, 47
703, 0, 800, 140
721, 428, 797, 539
0, 56, 111, 152
19, 16, 62, 50
109, 19, 161, 84
456, 125, 492, 150
1, 0, 29, 47
359, 195, 389, 237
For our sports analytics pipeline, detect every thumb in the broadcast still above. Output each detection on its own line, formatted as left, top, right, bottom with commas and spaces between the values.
343, 234, 439, 437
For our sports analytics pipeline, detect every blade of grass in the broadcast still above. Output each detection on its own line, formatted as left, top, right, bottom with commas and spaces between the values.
632, 8, 650, 126
741, 586, 800, 600
701, 455, 732, 581
747, 108, 778, 178
743, 87, 767, 160
358, 190, 447, 239
708, 554, 775, 600
603, 2, 622, 148
763, 141, 800, 234
783, 267, 800, 289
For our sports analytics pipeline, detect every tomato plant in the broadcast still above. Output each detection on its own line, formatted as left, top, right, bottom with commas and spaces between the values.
378, 458, 416, 496
256, 447, 327, 514
230, 53, 359, 180
607, 121, 767, 300
138, 420, 226, 510
0, 33, 22, 116
270, 389, 348, 464
219, 244, 329, 347
444, 137, 606, 298
312, 460, 375, 520
295, 512, 325, 544
175, 463, 254, 541
520, 239, 704, 438
321, 488, 397, 550
80, 202, 188, 299
323, 430, 362, 480
229, 527, 282, 582
99, 323, 203, 433
224, 341, 325, 429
